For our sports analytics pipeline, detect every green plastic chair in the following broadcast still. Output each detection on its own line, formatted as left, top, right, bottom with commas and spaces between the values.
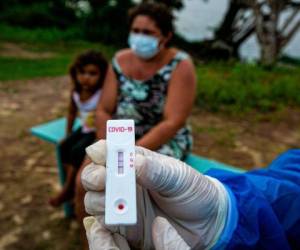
30, 117, 244, 217
185, 154, 244, 174
30, 117, 81, 217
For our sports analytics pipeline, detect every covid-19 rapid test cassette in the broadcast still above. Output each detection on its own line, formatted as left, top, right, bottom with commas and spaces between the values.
105, 119, 137, 225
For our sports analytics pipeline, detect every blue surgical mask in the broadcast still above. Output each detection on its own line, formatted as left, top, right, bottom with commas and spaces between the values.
128, 33, 160, 59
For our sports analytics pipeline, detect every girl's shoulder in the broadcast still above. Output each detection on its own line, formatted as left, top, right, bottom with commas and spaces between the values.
71, 89, 78, 97
72, 89, 101, 103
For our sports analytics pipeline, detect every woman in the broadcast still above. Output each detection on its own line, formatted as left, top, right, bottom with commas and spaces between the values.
96, 2, 196, 160
75, 3, 196, 248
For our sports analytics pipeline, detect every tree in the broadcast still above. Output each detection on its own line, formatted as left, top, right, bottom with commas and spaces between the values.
142, 0, 184, 10
175, 0, 256, 60
250, 0, 300, 66
0, 0, 78, 29
80, 0, 134, 45
81, 0, 184, 45
214, 0, 255, 57
0, 0, 183, 45
197, 0, 300, 64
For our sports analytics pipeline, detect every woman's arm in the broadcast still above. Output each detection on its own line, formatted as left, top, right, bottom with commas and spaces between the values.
95, 65, 118, 139
66, 94, 78, 135
136, 59, 196, 150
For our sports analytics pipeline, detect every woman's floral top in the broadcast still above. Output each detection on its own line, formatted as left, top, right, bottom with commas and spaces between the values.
112, 51, 193, 160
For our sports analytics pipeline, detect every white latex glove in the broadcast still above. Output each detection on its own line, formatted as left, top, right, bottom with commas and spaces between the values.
82, 140, 229, 250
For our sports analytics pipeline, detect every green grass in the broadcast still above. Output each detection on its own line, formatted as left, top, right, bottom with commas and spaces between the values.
0, 24, 82, 44
0, 57, 69, 81
0, 25, 116, 81
196, 62, 300, 113
1, 24, 300, 113
0, 40, 115, 81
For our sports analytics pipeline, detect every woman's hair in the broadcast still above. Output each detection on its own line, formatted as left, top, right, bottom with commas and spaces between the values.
128, 2, 174, 36
69, 50, 108, 93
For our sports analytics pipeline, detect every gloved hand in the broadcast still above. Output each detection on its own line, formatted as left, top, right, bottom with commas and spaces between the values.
82, 140, 229, 250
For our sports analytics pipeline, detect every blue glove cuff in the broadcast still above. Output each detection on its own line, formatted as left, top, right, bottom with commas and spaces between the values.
211, 185, 238, 250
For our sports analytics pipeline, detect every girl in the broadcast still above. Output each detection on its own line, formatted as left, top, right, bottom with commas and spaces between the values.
49, 50, 108, 207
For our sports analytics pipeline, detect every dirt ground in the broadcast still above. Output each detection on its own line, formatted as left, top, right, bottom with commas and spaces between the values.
1, 75, 300, 250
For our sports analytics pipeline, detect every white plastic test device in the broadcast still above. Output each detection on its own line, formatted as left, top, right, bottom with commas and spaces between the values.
105, 119, 137, 225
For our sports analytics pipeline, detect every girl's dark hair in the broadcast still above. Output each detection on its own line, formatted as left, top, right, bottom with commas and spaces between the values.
69, 50, 108, 93
128, 2, 174, 36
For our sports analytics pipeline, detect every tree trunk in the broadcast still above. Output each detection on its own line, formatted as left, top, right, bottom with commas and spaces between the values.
215, 1, 241, 42
253, 1, 279, 66
213, 0, 255, 58
252, 0, 300, 66
257, 15, 278, 65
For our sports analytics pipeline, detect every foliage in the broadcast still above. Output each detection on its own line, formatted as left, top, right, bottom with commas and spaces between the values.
196, 62, 300, 113
0, 1, 77, 29
147, 0, 184, 9
0, 24, 83, 43
0, 0, 134, 45
0, 26, 115, 81
0, 57, 70, 81
0, 0, 186, 46
80, 0, 184, 45
82, 0, 134, 46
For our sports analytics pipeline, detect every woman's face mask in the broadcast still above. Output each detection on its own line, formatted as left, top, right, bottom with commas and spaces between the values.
128, 33, 160, 59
